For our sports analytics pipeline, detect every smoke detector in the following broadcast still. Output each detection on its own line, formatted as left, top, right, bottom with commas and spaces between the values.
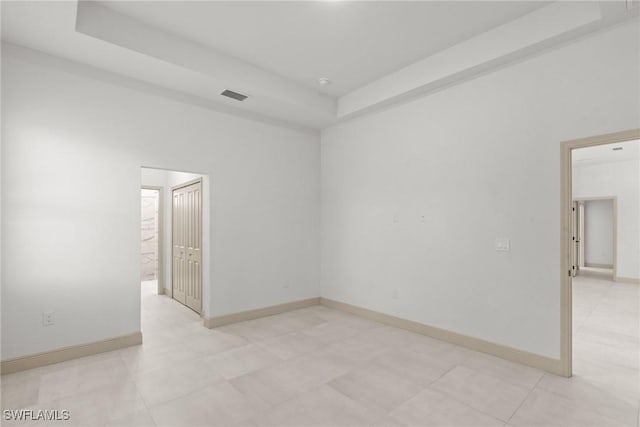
317, 77, 331, 86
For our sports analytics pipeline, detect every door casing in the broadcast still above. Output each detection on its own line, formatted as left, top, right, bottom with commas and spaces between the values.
559, 128, 639, 378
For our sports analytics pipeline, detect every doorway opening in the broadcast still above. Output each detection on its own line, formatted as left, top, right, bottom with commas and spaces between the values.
560, 130, 640, 387
140, 167, 209, 319
571, 197, 616, 281
141, 186, 163, 295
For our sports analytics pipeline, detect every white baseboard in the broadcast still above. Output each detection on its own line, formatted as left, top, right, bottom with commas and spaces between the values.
579, 269, 613, 279
3, 295, 567, 377
615, 276, 640, 284
584, 262, 613, 269
1, 332, 142, 375
320, 298, 564, 376
203, 297, 321, 328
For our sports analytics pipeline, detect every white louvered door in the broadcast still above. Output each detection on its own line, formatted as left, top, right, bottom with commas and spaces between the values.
172, 180, 202, 314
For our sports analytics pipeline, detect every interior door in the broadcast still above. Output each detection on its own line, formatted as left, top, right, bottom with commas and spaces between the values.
172, 180, 202, 313
172, 188, 186, 305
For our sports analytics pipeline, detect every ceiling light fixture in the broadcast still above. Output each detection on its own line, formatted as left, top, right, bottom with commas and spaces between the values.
317, 77, 331, 86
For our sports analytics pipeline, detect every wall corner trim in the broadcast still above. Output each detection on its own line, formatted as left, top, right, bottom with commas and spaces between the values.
203, 297, 321, 328
1, 332, 142, 375
319, 297, 565, 376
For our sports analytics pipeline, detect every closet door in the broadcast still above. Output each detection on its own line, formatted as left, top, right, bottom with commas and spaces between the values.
172, 180, 202, 313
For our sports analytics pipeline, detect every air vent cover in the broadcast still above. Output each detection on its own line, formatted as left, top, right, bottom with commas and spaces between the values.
221, 90, 248, 101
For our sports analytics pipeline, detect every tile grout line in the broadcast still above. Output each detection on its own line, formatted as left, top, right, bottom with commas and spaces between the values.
426, 364, 457, 387
128, 297, 232, 425
457, 350, 545, 390
325, 358, 425, 417
423, 384, 506, 424
400, 345, 547, 424
224, 319, 371, 424
579, 276, 616, 330
223, 318, 391, 423
573, 275, 640, 374
228, 375, 331, 425
422, 364, 511, 424
506, 373, 545, 424
117, 345, 160, 426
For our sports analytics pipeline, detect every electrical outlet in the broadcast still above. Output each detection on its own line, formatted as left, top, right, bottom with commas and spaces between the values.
43, 311, 54, 326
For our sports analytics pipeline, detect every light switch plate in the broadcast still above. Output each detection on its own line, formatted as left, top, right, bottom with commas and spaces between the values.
495, 238, 510, 252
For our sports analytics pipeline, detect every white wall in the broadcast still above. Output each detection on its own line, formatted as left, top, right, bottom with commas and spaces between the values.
321, 21, 640, 359
582, 200, 614, 267
1, 46, 320, 360
573, 159, 640, 279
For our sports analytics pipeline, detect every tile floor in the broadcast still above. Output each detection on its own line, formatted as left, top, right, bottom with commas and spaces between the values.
1, 277, 638, 426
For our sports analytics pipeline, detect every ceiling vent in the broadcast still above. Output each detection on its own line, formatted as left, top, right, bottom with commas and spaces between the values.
221, 89, 248, 101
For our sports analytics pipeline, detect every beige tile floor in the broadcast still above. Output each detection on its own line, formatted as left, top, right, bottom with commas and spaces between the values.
1, 276, 638, 427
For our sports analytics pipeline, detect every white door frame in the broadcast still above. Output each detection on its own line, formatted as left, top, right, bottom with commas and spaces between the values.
141, 185, 164, 295
559, 128, 639, 378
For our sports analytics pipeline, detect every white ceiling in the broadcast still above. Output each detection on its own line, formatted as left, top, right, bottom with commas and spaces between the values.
99, 1, 548, 97
573, 139, 640, 166
1, 1, 637, 130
